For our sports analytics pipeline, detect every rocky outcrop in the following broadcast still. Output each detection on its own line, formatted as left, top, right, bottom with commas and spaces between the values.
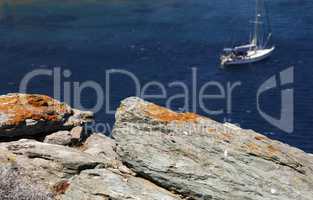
113, 97, 313, 200
61, 169, 181, 200
0, 139, 105, 186
0, 94, 93, 138
0, 95, 313, 200
0, 134, 179, 199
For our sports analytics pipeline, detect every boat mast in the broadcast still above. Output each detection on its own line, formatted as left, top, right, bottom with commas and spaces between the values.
252, 0, 260, 47
264, 0, 272, 48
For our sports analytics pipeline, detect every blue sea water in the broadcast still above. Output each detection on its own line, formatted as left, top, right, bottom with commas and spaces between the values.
0, 0, 312, 152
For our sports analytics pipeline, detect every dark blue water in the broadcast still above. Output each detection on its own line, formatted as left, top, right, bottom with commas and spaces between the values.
0, 0, 312, 152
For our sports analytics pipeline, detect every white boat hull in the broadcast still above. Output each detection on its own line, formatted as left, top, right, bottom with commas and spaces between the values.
221, 46, 275, 66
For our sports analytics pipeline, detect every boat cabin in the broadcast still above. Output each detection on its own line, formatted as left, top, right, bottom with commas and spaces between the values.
223, 44, 256, 57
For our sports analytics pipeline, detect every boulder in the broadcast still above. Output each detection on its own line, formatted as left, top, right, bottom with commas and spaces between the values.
64, 109, 94, 128
82, 133, 118, 162
61, 169, 181, 200
44, 127, 86, 146
113, 97, 313, 200
70, 126, 84, 144
44, 131, 72, 146
0, 94, 93, 139
0, 134, 174, 199
0, 139, 105, 191
82, 133, 134, 175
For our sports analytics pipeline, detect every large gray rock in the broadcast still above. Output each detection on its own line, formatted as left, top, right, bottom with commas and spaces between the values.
0, 134, 177, 199
61, 169, 181, 200
113, 97, 313, 200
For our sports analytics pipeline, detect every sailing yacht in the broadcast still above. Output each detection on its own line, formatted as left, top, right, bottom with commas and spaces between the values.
220, 0, 275, 66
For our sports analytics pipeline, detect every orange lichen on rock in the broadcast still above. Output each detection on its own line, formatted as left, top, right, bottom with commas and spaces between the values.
220, 132, 232, 143
254, 135, 268, 141
53, 180, 70, 195
246, 143, 262, 154
0, 94, 71, 126
267, 144, 279, 155
207, 128, 216, 133
144, 104, 200, 123
245, 140, 281, 161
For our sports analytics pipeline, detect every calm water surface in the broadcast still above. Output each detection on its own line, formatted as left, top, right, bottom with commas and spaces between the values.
0, 0, 312, 152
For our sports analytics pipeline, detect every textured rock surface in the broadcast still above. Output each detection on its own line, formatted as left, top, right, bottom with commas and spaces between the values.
82, 133, 135, 175
0, 94, 93, 138
82, 133, 119, 162
0, 166, 54, 200
62, 169, 181, 200
1, 95, 313, 200
113, 97, 313, 200
44, 127, 86, 146
44, 131, 73, 146
0, 139, 104, 186
70, 126, 84, 144
0, 134, 174, 199
0, 138, 118, 197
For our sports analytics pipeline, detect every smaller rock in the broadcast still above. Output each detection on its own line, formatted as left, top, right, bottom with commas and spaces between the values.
25, 119, 38, 126
44, 127, 86, 146
82, 134, 135, 175
83, 134, 118, 161
44, 131, 72, 146
0, 139, 104, 177
64, 109, 94, 128
118, 164, 135, 176
70, 126, 84, 144
0, 94, 94, 139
